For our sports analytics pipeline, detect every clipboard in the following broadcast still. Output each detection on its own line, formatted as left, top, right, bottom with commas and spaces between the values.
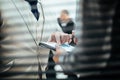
39, 42, 75, 52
